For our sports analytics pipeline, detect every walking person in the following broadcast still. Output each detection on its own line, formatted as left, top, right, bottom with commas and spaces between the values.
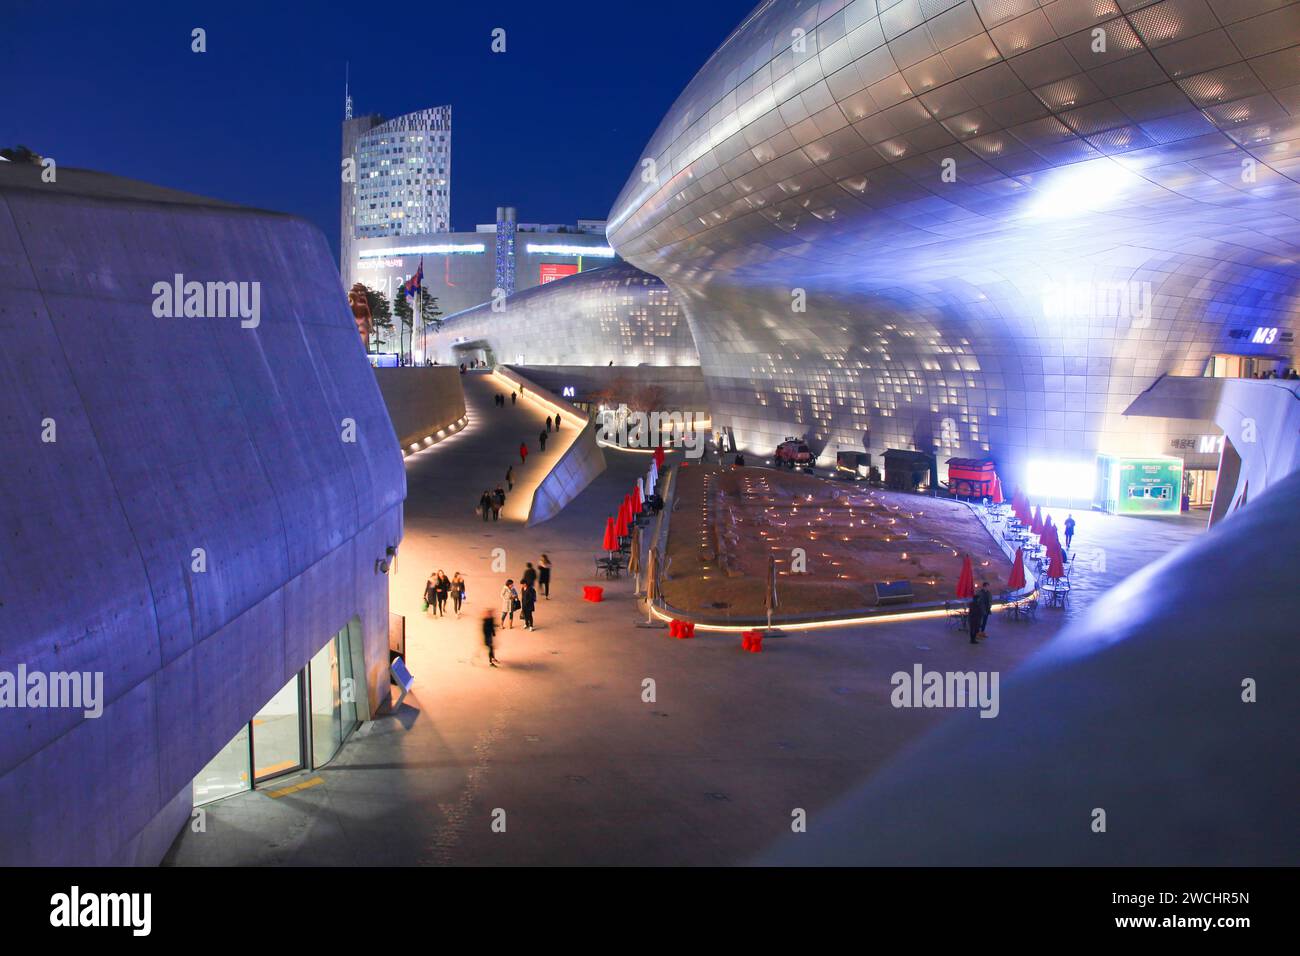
519, 441, 528, 465
969, 580, 992, 644
423, 572, 438, 615
479, 489, 493, 522
506, 465, 514, 491
521, 561, 537, 592
546, 416, 553, 433
539, 428, 548, 452
1064, 514, 1076, 550
521, 580, 537, 631
434, 570, 451, 616
554, 416, 561, 432
451, 572, 466, 617
511, 391, 517, 406
482, 609, 498, 667
538, 553, 552, 599
493, 484, 507, 519
500, 579, 520, 628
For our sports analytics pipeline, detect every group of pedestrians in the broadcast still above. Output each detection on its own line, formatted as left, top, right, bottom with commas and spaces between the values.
498, 557, 552, 631
462, 386, 566, 667
478, 485, 508, 521
423, 570, 466, 618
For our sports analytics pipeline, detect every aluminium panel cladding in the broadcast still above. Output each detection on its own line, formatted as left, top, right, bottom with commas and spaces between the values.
0, 164, 405, 864
606, 0, 1300, 484
432, 261, 701, 368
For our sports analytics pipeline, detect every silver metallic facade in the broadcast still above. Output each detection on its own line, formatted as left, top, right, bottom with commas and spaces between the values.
607, 0, 1300, 485
433, 261, 700, 368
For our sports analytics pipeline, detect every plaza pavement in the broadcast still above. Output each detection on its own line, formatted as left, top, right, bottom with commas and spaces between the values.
165, 372, 1204, 866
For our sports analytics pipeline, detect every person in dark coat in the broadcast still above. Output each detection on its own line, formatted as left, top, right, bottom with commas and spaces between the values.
423, 573, 437, 614
511, 391, 517, 405
434, 571, 451, 616
1064, 514, 1076, 549
969, 581, 992, 643
505, 465, 514, 491
554, 416, 561, 431
491, 485, 505, 520
482, 610, 498, 667
479, 490, 493, 521
521, 562, 537, 590
538, 554, 552, 599
520, 581, 537, 631
451, 572, 466, 617
539, 429, 548, 451
546, 416, 553, 433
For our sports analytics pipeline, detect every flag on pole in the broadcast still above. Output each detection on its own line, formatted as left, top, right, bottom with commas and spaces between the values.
403, 258, 425, 300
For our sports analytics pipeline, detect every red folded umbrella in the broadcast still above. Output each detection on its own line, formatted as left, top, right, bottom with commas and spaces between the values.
955, 554, 975, 599
632, 485, 643, 514
992, 475, 1004, 505
1030, 504, 1043, 535
1047, 548, 1065, 579
602, 517, 617, 552
653, 445, 665, 468
1007, 547, 1026, 590
615, 507, 629, 538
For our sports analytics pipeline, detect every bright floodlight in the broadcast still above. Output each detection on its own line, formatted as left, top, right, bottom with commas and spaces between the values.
1026, 458, 1094, 500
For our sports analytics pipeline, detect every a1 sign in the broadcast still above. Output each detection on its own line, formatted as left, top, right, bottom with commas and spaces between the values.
562, 386, 576, 398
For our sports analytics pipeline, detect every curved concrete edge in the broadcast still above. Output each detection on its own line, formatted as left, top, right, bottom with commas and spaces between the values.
490, 366, 607, 526
374, 365, 468, 452
756, 469, 1300, 866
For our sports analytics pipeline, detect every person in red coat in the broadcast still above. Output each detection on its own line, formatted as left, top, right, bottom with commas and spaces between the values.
519, 441, 528, 464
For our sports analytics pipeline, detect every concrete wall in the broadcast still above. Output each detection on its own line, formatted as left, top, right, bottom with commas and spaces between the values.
0, 164, 404, 865
374, 366, 467, 451
763, 467, 1300, 866
493, 367, 606, 526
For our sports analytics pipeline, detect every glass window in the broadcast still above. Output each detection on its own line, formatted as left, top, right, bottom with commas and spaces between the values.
193, 724, 250, 806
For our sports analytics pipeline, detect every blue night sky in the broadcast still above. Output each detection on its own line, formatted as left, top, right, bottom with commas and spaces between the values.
0, 1, 755, 259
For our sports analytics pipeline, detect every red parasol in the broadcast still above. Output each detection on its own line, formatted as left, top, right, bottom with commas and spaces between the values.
1047, 548, 1065, 579
955, 554, 975, 599
615, 507, 629, 538
1030, 504, 1043, 535
632, 484, 644, 514
602, 517, 617, 552
1007, 547, 1026, 590
653, 445, 665, 468
992, 475, 1004, 505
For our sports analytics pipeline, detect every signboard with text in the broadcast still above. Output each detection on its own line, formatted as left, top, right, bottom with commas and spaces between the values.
540, 263, 579, 284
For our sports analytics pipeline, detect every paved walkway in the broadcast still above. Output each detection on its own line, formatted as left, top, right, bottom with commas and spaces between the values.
165, 376, 1205, 866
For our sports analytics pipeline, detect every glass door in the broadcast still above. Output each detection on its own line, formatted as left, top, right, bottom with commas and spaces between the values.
252, 674, 304, 783
310, 637, 342, 768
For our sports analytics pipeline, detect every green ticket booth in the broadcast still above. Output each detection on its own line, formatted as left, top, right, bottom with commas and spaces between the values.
1095, 455, 1184, 515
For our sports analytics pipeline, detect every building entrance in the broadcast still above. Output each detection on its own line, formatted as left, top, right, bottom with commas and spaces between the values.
193, 619, 363, 806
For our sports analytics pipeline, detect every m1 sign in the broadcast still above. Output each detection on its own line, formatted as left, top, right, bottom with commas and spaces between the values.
539, 263, 579, 284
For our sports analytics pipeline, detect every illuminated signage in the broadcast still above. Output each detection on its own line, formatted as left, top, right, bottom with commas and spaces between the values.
540, 263, 579, 284
357, 243, 485, 260
1227, 327, 1292, 344
562, 386, 576, 398
525, 243, 616, 257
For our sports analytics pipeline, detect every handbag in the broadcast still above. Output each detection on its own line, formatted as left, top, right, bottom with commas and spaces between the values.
512, 597, 521, 610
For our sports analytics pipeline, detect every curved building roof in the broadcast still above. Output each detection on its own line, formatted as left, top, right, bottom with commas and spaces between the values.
608, 0, 1300, 476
